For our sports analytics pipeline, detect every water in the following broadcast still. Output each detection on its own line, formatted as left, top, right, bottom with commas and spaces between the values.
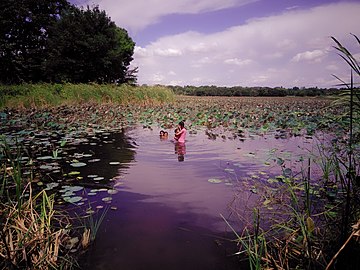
77, 126, 319, 269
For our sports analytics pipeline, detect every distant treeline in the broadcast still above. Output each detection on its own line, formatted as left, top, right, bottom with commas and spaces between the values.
168, 85, 342, 97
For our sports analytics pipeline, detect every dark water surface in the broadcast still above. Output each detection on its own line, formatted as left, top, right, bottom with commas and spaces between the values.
78, 126, 319, 270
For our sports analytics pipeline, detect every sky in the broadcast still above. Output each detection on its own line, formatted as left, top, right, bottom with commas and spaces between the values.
70, 0, 360, 88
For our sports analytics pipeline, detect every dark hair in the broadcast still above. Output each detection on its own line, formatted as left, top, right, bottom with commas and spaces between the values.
178, 121, 185, 129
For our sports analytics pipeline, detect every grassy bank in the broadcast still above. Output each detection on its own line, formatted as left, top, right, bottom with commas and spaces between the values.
0, 83, 174, 109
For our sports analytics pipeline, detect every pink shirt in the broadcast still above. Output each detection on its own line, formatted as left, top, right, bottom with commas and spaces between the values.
177, 128, 186, 143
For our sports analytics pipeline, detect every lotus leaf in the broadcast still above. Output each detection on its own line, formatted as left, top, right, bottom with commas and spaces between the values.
64, 196, 83, 203
208, 178, 222, 184
70, 162, 87, 168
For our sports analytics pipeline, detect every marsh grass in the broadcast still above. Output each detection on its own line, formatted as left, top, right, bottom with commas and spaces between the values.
0, 83, 174, 109
0, 185, 73, 269
0, 137, 99, 269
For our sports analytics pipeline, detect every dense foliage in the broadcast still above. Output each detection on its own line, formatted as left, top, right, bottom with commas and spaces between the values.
169, 85, 342, 97
0, 0, 135, 84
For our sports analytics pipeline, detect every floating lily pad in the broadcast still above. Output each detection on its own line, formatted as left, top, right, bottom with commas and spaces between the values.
45, 182, 59, 190
62, 191, 75, 197
68, 171, 81, 176
224, 168, 235, 173
88, 175, 98, 178
37, 156, 53, 160
283, 168, 292, 176
70, 162, 87, 168
93, 177, 104, 181
88, 159, 101, 163
39, 165, 55, 170
63, 196, 83, 203
108, 189, 118, 195
109, 161, 120, 165
102, 197, 112, 202
68, 186, 83, 192
208, 178, 223, 184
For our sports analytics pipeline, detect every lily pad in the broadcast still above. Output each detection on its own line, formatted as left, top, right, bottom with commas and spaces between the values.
224, 168, 235, 173
208, 178, 223, 184
37, 156, 53, 160
68, 171, 81, 176
70, 162, 87, 168
63, 196, 83, 203
108, 189, 118, 195
102, 197, 112, 202
45, 182, 59, 190
109, 161, 120, 165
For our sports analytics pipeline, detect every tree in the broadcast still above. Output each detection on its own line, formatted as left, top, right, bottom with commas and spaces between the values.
45, 5, 135, 83
0, 0, 69, 84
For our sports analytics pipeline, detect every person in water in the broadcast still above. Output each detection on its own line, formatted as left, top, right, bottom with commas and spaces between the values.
159, 130, 168, 140
174, 121, 186, 143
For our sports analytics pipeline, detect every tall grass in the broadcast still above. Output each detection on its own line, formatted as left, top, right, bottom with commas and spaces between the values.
0, 137, 97, 269
0, 83, 175, 109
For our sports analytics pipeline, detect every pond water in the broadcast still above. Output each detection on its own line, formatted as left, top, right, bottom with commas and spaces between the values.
71, 126, 321, 270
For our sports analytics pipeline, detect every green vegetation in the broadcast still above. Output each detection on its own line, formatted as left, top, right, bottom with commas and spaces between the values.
0, 137, 93, 269
170, 85, 342, 97
0, 84, 174, 108
0, 1, 135, 84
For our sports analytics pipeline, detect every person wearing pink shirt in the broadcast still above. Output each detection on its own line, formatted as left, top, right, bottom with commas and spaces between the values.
174, 121, 186, 143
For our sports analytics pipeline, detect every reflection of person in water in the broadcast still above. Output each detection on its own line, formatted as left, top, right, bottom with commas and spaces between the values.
175, 142, 186, 162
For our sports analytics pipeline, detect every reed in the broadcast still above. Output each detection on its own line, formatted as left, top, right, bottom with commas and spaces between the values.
0, 83, 175, 109
0, 137, 99, 269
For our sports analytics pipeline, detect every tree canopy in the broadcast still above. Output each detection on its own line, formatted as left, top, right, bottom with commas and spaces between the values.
0, 0, 136, 84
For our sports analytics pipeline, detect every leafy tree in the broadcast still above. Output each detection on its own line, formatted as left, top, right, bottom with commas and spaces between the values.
45, 5, 135, 83
0, 0, 69, 84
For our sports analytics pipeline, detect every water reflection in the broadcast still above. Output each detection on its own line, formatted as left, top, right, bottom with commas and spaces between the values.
78, 126, 322, 270
175, 142, 186, 162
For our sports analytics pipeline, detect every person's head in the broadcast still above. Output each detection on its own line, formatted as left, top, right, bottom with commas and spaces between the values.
178, 121, 185, 129
164, 131, 168, 137
160, 130, 165, 136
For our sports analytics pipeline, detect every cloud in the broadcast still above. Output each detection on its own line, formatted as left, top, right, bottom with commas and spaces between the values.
81, 0, 257, 33
291, 49, 326, 63
224, 58, 253, 66
154, 48, 183, 57
132, 2, 360, 87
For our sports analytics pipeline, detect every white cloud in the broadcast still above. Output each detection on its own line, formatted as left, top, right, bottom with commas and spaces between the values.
224, 58, 252, 66
82, 0, 257, 33
291, 49, 326, 63
154, 48, 182, 57
132, 2, 360, 87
